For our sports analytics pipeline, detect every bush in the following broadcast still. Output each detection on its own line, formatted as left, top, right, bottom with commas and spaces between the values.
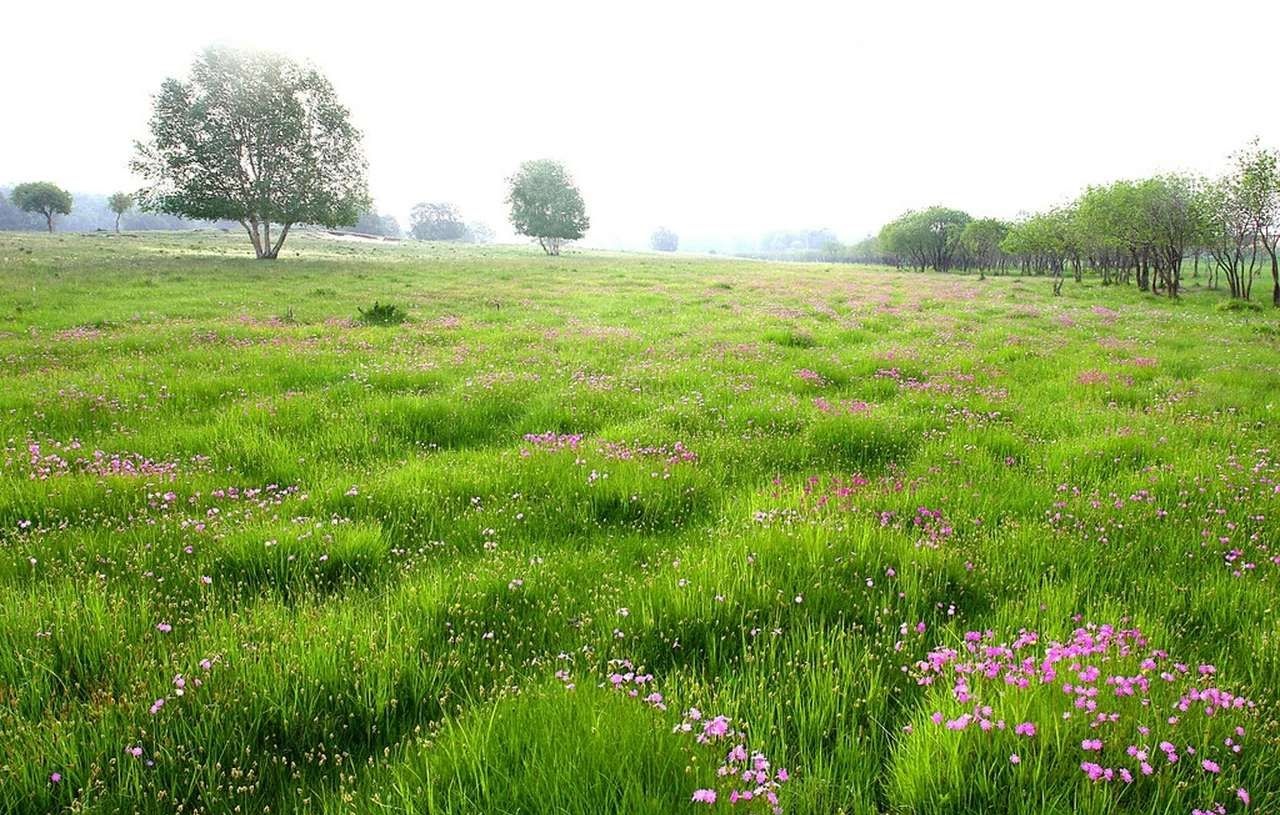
1216, 298, 1263, 313
357, 301, 407, 325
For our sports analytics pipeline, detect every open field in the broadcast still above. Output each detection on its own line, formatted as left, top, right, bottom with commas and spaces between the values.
1, 232, 1279, 814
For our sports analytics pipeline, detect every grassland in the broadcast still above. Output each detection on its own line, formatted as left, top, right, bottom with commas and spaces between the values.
1, 231, 1278, 815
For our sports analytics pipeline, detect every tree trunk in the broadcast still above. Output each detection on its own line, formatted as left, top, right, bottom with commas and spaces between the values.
115, 213, 121, 234
45, 213, 53, 233
265, 223, 292, 259
1272, 252, 1279, 307
242, 219, 265, 258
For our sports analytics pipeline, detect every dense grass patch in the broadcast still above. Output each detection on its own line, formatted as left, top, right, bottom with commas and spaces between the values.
0, 232, 1278, 815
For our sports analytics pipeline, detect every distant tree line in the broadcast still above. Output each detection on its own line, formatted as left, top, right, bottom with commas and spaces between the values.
406, 202, 494, 244
0, 185, 229, 233
836, 141, 1280, 305
5, 45, 587, 258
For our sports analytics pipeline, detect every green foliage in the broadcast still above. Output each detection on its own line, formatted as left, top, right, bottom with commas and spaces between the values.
409, 202, 468, 241
959, 217, 1010, 272
107, 193, 132, 216
107, 192, 133, 233
132, 46, 369, 259
353, 209, 401, 238
505, 159, 589, 255
10, 182, 72, 232
356, 300, 408, 325
879, 206, 971, 271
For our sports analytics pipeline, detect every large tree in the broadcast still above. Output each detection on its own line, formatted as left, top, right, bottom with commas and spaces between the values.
959, 217, 1009, 278
10, 182, 72, 232
1144, 174, 1209, 299
506, 159, 589, 255
132, 47, 369, 259
409, 202, 468, 241
108, 192, 133, 233
650, 226, 678, 252
879, 207, 970, 272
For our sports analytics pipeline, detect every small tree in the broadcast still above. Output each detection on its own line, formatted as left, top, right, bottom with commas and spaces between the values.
1200, 175, 1259, 300
506, 159, 589, 255
132, 46, 369, 259
959, 218, 1009, 279
409, 202, 468, 241
11, 182, 72, 232
651, 226, 678, 252
108, 192, 133, 233
1234, 139, 1280, 307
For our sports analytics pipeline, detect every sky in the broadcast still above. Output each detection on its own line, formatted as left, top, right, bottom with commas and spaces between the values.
4, 0, 1280, 250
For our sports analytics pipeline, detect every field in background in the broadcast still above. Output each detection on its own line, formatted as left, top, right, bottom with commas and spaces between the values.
1, 232, 1278, 814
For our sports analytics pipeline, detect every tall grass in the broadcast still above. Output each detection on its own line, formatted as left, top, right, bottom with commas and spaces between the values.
0, 231, 1277, 814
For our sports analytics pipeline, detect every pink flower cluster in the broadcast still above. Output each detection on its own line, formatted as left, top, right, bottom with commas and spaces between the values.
604, 663, 790, 812
605, 659, 666, 711
521, 432, 584, 454
812, 397, 873, 415
19, 440, 201, 481
676, 708, 789, 813
874, 367, 1008, 400
915, 623, 1255, 808
600, 440, 698, 466
800, 473, 870, 512
909, 506, 953, 548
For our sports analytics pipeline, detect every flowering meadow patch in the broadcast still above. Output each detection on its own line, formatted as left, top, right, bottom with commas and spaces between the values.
10, 439, 207, 481
605, 661, 791, 812
2, 233, 1278, 815
915, 624, 1257, 811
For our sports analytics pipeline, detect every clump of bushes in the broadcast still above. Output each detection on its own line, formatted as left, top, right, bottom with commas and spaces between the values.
1216, 299, 1262, 313
357, 301, 407, 325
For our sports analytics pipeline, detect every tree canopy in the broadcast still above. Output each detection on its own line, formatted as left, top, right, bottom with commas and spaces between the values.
879, 207, 971, 272
11, 182, 73, 232
409, 202, 469, 241
354, 209, 401, 238
868, 140, 1280, 304
506, 159, 589, 255
651, 226, 679, 252
132, 46, 369, 259
108, 192, 133, 233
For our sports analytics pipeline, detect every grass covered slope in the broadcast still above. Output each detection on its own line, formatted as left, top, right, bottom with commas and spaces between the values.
0, 231, 1278, 815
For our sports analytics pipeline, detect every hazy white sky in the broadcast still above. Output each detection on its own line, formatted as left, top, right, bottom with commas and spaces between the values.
4, 0, 1279, 249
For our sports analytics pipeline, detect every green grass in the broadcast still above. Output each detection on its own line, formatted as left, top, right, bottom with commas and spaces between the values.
0, 230, 1278, 814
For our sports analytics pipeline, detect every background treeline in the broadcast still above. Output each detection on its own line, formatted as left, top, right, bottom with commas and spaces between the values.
0, 188, 230, 232
0, 187, 498, 247
825, 140, 1280, 304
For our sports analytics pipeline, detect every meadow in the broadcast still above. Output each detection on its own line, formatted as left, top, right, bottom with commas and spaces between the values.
1, 231, 1278, 815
